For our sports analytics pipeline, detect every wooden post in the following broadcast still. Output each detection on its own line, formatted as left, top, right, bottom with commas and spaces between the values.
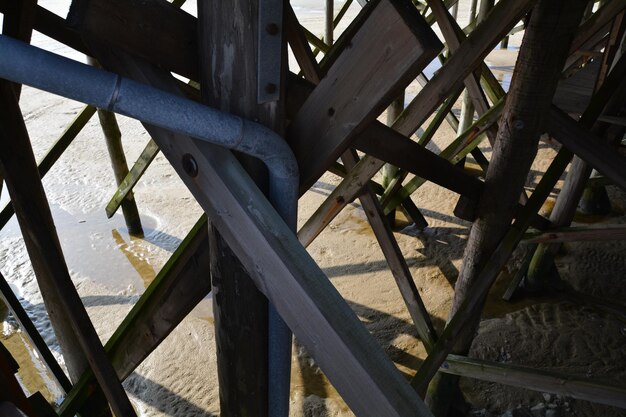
422, 0, 587, 414
0, 0, 37, 99
88, 57, 144, 236
197, 0, 286, 414
526, 24, 626, 287
382, 92, 405, 226
0, 82, 133, 416
326, 0, 334, 46
94, 108, 144, 236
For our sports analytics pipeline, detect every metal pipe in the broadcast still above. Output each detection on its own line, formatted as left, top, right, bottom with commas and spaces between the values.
0, 34, 297, 415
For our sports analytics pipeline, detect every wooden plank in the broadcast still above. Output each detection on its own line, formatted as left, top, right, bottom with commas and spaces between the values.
0, 0, 37, 99
342, 150, 437, 350
0, 105, 96, 231
286, 5, 322, 84
58, 216, 211, 417
546, 105, 626, 192
0, 272, 72, 392
354, 122, 484, 198
84, 49, 433, 417
442, 354, 626, 409
67, 0, 198, 80
298, 155, 385, 247
568, 0, 626, 60
0, 0, 88, 55
288, 0, 442, 192
0, 81, 134, 417
392, 0, 536, 138
522, 225, 626, 243
285, 75, 485, 200
105, 139, 159, 218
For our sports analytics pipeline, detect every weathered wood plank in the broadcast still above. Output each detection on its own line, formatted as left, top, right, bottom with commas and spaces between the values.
353, 122, 484, 198
522, 225, 626, 243
91, 92, 144, 236
0, 81, 135, 417
105, 139, 159, 218
198, 0, 290, 412
546, 105, 626, 192
0, 0, 37, 99
288, 0, 442, 192
342, 150, 437, 350
442, 355, 626, 409
67, 0, 198, 80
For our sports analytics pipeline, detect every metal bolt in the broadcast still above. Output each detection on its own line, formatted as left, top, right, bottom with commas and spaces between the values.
182, 153, 198, 177
266, 23, 279, 35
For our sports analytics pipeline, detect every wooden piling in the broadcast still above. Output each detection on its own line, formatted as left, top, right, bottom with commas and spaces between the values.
87, 57, 143, 236
422, 0, 587, 414
198, 0, 287, 414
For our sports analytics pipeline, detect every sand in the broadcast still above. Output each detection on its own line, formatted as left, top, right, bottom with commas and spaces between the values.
1, 1, 625, 417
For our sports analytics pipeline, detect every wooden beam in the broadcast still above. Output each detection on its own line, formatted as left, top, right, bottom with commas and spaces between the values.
342, 150, 437, 350
58, 216, 211, 417
416, 0, 588, 407
105, 139, 159, 218
82, 48, 433, 417
0, 0, 37, 99
0, 105, 96, 230
67, 0, 198, 80
0, 81, 135, 417
353, 122, 484, 198
197, 0, 287, 412
90, 90, 144, 236
392, 0, 536, 138
441, 355, 626, 409
0, 272, 72, 392
547, 105, 626, 192
288, 0, 442, 192
522, 225, 626, 243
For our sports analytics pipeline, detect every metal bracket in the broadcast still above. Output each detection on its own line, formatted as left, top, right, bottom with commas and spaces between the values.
257, 0, 284, 103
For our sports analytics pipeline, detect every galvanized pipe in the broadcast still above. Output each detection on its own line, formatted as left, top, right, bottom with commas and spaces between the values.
0, 34, 297, 414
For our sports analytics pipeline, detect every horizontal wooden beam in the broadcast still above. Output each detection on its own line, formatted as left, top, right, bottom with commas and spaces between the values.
522, 225, 626, 243
0, 1, 89, 55
354, 121, 484, 199
67, 0, 198, 80
442, 354, 626, 409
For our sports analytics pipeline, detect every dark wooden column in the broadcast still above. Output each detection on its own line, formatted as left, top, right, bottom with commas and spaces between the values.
198, 1, 286, 415
423, 0, 588, 415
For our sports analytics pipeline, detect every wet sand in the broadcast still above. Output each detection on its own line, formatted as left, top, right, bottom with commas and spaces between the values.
1, 2, 625, 417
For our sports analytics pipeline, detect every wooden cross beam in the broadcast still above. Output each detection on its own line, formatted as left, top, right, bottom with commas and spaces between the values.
80, 45, 434, 416
287, 0, 443, 192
